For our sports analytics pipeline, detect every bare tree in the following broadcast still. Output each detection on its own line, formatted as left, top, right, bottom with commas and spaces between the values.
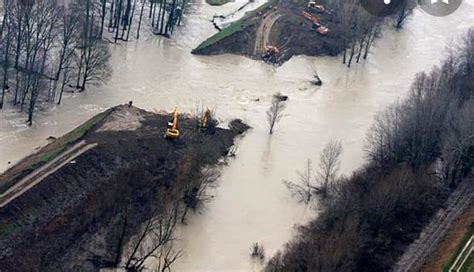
267, 95, 287, 134
0, 0, 12, 109
77, 38, 111, 91
284, 159, 315, 203
0, 0, 112, 123
441, 98, 474, 186
52, 5, 79, 101
125, 199, 181, 271
154, 244, 183, 272
316, 141, 343, 197
284, 141, 343, 203
393, 0, 417, 30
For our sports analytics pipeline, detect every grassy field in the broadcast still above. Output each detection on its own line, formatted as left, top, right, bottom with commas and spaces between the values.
30, 110, 109, 167
461, 252, 474, 272
206, 0, 232, 6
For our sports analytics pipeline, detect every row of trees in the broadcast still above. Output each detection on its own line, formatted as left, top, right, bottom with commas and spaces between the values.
0, 0, 112, 125
333, 0, 417, 67
106, 0, 187, 42
267, 28, 473, 271
0, 0, 188, 125
366, 28, 474, 183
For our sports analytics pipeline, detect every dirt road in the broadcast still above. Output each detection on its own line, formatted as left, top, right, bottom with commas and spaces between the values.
393, 181, 474, 272
0, 140, 98, 208
253, 11, 282, 55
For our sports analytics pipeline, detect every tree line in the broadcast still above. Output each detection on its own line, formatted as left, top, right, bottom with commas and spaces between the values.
0, 0, 112, 125
104, 0, 187, 42
0, 0, 188, 126
332, 0, 417, 67
266, 28, 473, 271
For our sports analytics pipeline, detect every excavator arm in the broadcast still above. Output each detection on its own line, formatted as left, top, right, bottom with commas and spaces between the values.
165, 109, 180, 140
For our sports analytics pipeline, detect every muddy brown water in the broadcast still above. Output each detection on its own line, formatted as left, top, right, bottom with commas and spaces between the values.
0, 0, 473, 271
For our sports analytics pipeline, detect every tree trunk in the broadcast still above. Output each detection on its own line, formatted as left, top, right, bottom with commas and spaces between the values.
1, 23, 11, 109
137, 1, 145, 39
114, 0, 123, 43
100, 0, 107, 38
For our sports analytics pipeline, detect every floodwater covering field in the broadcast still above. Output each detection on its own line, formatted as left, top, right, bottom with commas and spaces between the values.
0, 0, 473, 271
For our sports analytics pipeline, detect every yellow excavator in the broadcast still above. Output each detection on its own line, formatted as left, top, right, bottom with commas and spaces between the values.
200, 109, 211, 130
165, 109, 180, 140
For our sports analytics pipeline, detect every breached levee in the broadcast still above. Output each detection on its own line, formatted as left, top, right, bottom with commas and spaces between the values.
0, 105, 248, 271
192, 0, 344, 64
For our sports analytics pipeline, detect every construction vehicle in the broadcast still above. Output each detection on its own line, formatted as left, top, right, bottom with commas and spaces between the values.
165, 109, 180, 140
200, 108, 219, 133
308, 1, 325, 13
200, 109, 211, 129
301, 11, 329, 35
265, 45, 280, 56
262, 45, 280, 62
312, 23, 329, 35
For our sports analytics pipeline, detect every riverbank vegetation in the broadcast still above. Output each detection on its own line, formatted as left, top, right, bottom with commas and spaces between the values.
267, 28, 473, 272
267, 93, 287, 134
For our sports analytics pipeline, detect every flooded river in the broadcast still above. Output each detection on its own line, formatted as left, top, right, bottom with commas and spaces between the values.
0, 0, 473, 271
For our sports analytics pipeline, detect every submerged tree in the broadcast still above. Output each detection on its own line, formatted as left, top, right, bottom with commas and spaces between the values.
267, 95, 287, 135
284, 141, 343, 203
0, 0, 113, 125
393, 0, 417, 30
124, 199, 182, 271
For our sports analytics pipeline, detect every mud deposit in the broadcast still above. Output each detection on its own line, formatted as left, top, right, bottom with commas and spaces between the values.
0, 105, 247, 271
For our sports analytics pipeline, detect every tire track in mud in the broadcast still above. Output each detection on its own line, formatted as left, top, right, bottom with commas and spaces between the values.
393, 181, 474, 272
254, 12, 282, 56
0, 140, 98, 208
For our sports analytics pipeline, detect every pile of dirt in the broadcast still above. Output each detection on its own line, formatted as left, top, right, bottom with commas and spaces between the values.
0, 105, 248, 271
193, 0, 345, 64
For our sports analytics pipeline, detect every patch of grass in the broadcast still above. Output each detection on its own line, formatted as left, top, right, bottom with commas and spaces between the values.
30, 110, 109, 167
194, 0, 276, 52
194, 18, 247, 51
206, 0, 231, 6
461, 251, 474, 272
443, 222, 474, 272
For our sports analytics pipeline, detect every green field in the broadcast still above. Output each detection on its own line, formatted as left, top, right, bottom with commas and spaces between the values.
206, 0, 232, 6
194, 1, 276, 52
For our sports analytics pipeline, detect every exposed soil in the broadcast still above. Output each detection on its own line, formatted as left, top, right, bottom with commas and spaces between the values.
193, 0, 344, 63
0, 105, 248, 271
96, 106, 144, 132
